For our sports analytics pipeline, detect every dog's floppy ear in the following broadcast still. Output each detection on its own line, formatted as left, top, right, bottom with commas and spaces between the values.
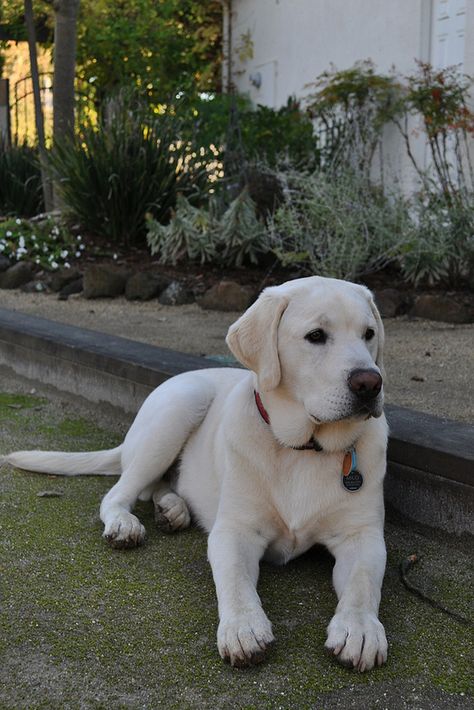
368, 293, 385, 377
226, 288, 288, 391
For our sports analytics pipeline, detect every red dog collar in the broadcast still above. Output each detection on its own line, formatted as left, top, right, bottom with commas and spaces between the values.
254, 391, 323, 452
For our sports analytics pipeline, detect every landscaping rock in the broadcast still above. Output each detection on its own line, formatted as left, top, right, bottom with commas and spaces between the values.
58, 277, 84, 300
373, 288, 408, 318
125, 271, 171, 301
158, 280, 194, 306
0, 261, 35, 289
197, 280, 256, 312
20, 280, 47, 294
410, 293, 474, 323
50, 267, 82, 293
0, 255, 11, 272
83, 265, 129, 299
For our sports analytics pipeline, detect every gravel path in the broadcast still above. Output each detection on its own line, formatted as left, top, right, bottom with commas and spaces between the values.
0, 289, 472, 423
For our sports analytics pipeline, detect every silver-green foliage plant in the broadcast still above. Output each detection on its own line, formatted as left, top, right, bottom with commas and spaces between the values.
219, 188, 270, 266
400, 192, 474, 287
146, 194, 218, 265
270, 169, 410, 281
146, 189, 270, 267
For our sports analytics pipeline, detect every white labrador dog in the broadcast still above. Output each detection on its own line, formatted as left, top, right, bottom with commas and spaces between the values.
3, 276, 388, 671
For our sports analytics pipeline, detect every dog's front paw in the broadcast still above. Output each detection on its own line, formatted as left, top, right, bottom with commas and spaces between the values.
217, 610, 275, 668
325, 610, 387, 672
103, 513, 146, 549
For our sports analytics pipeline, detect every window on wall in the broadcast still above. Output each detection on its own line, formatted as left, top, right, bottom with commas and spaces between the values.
431, 0, 466, 69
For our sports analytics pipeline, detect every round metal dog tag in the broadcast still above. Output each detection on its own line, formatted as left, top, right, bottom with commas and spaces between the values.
342, 470, 364, 492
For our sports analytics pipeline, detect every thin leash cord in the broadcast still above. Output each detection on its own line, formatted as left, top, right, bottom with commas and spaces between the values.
399, 554, 473, 628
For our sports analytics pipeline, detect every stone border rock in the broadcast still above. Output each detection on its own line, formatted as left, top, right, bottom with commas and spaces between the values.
0, 259, 473, 320
0, 306, 472, 536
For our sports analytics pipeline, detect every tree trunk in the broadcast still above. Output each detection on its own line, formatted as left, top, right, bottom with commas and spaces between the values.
24, 0, 53, 211
53, 0, 80, 144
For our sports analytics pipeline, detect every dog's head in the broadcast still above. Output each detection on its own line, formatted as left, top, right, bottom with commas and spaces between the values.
226, 276, 384, 426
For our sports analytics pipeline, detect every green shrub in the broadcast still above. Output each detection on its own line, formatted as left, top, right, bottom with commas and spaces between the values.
0, 217, 80, 270
179, 93, 318, 171
147, 188, 270, 267
0, 142, 44, 217
238, 98, 318, 169
48, 102, 210, 247
270, 168, 410, 280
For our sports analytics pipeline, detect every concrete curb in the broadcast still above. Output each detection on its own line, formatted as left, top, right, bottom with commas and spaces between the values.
0, 307, 472, 536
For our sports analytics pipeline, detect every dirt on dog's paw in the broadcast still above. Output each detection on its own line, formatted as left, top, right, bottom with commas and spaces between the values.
325, 610, 387, 672
103, 513, 146, 549
217, 610, 275, 668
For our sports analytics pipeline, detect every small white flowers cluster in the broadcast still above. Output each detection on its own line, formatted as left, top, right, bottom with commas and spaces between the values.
0, 218, 85, 271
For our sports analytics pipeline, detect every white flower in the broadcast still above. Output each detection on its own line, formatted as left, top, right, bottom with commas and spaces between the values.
75, 251, 81, 258
43, 245, 49, 253
15, 218, 21, 225
51, 260, 59, 269
35, 257, 40, 264
60, 250, 68, 258
31, 235, 36, 241
113, 253, 118, 260
77, 235, 82, 241
0, 244, 4, 252
6, 230, 12, 237
79, 244, 85, 251
19, 236, 25, 249
64, 262, 70, 269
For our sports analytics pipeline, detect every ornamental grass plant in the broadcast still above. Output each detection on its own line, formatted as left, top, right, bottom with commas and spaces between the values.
48, 99, 210, 247
0, 142, 44, 218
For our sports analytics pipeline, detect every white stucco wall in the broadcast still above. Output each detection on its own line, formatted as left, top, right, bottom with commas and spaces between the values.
226, 0, 473, 191
230, 0, 431, 108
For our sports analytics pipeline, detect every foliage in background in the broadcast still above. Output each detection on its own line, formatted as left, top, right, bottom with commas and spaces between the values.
48, 98, 210, 246
306, 61, 403, 179
177, 94, 318, 172
270, 168, 410, 281
0, 216, 81, 270
146, 194, 218, 265
394, 62, 474, 196
0, 0, 222, 104
0, 142, 44, 217
400, 192, 474, 287
219, 188, 270, 265
391, 63, 474, 287
147, 189, 270, 267
236, 98, 318, 169
76, 0, 222, 103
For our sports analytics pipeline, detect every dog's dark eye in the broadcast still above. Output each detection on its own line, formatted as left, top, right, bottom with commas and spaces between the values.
305, 328, 327, 344
365, 328, 375, 341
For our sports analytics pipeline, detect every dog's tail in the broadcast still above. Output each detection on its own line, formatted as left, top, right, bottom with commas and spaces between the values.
0, 446, 123, 477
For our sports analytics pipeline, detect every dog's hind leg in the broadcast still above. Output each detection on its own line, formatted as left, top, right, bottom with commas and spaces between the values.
153, 480, 191, 533
99, 372, 215, 549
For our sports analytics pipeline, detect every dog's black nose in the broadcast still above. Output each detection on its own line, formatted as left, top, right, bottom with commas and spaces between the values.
348, 369, 382, 400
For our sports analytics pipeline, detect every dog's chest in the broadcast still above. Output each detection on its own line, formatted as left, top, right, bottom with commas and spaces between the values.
263, 451, 349, 563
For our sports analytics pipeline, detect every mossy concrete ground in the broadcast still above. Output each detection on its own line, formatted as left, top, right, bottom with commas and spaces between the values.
0, 371, 472, 709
